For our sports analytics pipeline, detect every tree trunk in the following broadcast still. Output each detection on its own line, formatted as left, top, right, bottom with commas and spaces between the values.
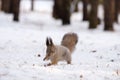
114, 0, 120, 23
1, 0, 20, 21
12, 0, 20, 21
61, 0, 71, 25
74, 1, 79, 12
53, 0, 71, 25
89, 0, 99, 29
52, 0, 61, 19
104, 0, 115, 31
82, 0, 89, 21
0, 0, 1, 10
1, 0, 11, 13
31, 0, 34, 11
71, 0, 79, 12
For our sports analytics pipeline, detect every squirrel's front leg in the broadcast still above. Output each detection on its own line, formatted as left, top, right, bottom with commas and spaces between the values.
46, 60, 58, 66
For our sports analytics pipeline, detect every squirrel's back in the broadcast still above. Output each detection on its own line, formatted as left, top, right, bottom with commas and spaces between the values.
53, 45, 71, 62
61, 32, 78, 53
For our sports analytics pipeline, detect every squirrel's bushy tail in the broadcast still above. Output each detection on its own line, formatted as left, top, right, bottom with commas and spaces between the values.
61, 32, 78, 53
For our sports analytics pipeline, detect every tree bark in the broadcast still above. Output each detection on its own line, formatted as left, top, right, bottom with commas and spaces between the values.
114, 0, 120, 23
53, 0, 71, 25
1, 0, 11, 13
89, 0, 99, 29
0, 0, 2, 10
52, 0, 61, 19
12, 0, 20, 21
82, 0, 89, 21
104, 0, 115, 31
61, 0, 71, 25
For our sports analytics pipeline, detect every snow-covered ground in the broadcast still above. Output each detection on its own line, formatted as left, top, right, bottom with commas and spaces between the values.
0, 1, 120, 80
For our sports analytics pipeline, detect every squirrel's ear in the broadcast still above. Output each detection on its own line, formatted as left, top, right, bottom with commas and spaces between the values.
46, 37, 53, 46
46, 37, 49, 46
49, 37, 53, 45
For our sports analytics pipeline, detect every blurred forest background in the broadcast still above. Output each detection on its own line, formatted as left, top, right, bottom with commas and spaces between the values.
0, 1, 120, 79
0, 0, 120, 31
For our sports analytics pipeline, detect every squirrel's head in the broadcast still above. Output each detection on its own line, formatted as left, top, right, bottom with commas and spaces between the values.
43, 37, 56, 61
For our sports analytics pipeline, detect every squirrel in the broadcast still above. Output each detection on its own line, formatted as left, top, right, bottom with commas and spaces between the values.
43, 32, 78, 66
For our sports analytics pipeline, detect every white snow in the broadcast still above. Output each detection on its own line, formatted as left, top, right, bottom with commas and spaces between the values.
0, 1, 120, 80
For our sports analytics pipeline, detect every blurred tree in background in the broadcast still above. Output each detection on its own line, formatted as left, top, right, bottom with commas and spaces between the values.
104, 0, 115, 31
1, 0, 20, 21
82, 0, 119, 31
52, 0, 61, 19
53, 0, 71, 25
71, 0, 79, 12
89, 0, 99, 29
1, 0, 11, 13
0, 0, 120, 31
82, 0, 89, 21
12, 0, 20, 21
114, 0, 120, 23
31, 0, 34, 11
73, 0, 79, 12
